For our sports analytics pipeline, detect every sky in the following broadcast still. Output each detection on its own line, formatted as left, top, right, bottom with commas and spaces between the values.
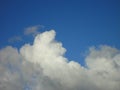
0, 0, 120, 64
0, 0, 120, 90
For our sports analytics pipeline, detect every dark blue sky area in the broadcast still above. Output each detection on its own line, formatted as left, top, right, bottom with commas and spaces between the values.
0, 0, 120, 65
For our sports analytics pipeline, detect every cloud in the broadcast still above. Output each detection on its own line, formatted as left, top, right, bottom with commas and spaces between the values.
24, 25, 44, 36
0, 30, 120, 90
8, 25, 44, 44
8, 36, 22, 43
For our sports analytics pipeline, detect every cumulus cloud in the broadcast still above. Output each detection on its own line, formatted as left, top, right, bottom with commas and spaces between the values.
24, 25, 44, 36
0, 30, 120, 90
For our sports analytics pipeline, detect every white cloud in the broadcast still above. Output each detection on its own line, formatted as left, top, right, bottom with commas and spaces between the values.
0, 30, 120, 90
24, 25, 44, 36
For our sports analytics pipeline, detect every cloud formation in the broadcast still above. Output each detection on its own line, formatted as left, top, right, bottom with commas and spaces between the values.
8, 36, 22, 43
8, 25, 44, 43
0, 30, 120, 90
24, 25, 44, 36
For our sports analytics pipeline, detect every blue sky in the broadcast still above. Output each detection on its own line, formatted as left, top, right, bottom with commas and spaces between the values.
0, 1, 120, 90
0, 0, 120, 65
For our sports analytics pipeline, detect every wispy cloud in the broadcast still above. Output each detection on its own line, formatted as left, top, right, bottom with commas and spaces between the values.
8, 36, 22, 43
1, 30, 120, 90
8, 25, 44, 43
24, 25, 44, 36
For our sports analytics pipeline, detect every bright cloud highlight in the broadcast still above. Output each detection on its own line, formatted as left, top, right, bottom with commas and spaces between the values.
0, 30, 120, 90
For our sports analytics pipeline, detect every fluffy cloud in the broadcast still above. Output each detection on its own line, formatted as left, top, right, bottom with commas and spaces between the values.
0, 30, 120, 90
